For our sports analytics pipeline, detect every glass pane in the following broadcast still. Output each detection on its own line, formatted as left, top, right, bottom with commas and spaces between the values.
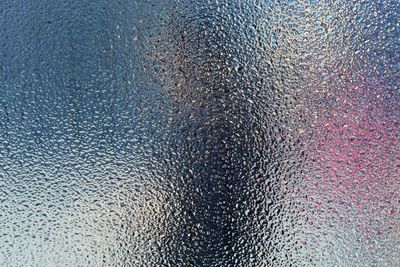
1, 0, 399, 266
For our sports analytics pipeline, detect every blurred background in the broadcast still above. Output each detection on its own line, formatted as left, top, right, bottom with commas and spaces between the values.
0, 0, 399, 266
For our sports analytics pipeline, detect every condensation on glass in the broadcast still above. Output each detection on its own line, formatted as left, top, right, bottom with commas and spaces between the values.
0, 0, 399, 266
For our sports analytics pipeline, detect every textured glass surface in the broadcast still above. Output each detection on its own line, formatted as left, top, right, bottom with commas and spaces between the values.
0, 0, 399, 266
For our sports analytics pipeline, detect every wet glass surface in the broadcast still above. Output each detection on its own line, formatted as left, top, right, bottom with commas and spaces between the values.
0, 0, 399, 266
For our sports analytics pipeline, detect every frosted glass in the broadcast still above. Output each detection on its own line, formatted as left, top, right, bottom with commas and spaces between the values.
0, 0, 399, 266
